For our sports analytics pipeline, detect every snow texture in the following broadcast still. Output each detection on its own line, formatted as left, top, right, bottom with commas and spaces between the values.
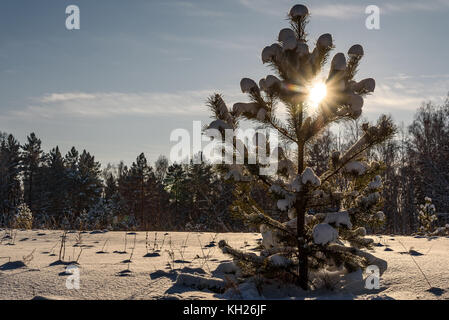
284, 215, 314, 231
225, 165, 243, 181
276, 193, 296, 211
376, 211, 386, 221
268, 254, 291, 267
240, 78, 258, 93
265, 75, 281, 88
232, 102, 258, 116
285, 217, 297, 229
351, 78, 376, 94
290, 175, 302, 192
278, 159, 296, 177
256, 108, 267, 121
261, 46, 273, 63
296, 43, 309, 57
331, 53, 346, 71
213, 262, 239, 275
359, 192, 380, 207
269, 184, 286, 195
208, 119, 232, 131
344, 161, 368, 175
301, 167, 321, 186
261, 44, 282, 63
368, 175, 382, 190
317, 33, 332, 49
323, 211, 353, 228
354, 227, 367, 237
1, 230, 449, 300
347, 94, 364, 113
288, 208, 296, 220
289, 4, 309, 18
175, 273, 225, 292
313, 223, 338, 245
259, 74, 281, 93
260, 225, 280, 249
278, 28, 296, 43
282, 36, 297, 51
348, 44, 364, 57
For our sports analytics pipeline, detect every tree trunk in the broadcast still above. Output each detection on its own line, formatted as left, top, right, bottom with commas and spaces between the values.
28, 171, 33, 211
296, 141, 308, 290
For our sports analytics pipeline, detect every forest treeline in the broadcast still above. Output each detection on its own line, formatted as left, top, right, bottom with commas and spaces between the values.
1, 96, 448, 233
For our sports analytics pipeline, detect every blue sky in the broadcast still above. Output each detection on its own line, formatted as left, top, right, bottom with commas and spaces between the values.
0, 0, 448, 166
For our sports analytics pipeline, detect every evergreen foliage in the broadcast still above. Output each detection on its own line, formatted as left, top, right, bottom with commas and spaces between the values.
417, 197, 437, 234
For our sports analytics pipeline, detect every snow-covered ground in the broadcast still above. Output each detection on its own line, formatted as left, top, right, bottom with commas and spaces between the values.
0, 229, 448, 300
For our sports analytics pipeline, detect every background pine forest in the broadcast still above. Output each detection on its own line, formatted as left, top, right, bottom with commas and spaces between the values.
1, 96, 448, 233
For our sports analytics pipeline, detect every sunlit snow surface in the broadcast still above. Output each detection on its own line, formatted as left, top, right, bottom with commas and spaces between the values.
0, 230, 448, 300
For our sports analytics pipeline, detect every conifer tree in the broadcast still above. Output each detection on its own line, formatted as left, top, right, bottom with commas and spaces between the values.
116, 153, 163, 229
206, 4, 395, 289
408, 99, 449, 219
186, 160, 215, 225
76, 150, 103, 213
41, 146, 67, 223
64, 146, 80, 217
104, 171, 119, 202
22, 132, 43, 213
417, 197, 437, 234
155, 155, 169, 184
164, 163, 189, 228
0, 134, 22, 225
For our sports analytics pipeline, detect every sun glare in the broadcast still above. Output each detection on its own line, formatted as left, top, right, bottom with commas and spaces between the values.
307, 81, 327, 108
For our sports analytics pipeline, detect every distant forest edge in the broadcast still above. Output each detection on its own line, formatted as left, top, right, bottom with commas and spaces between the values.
1, 95, 448, 233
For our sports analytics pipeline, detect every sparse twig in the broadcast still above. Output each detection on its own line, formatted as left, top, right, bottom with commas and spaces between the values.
397, 239, 432, 289
101, 239, 109, 252
196, 234, 218, 273
76, 248, 83, 263
58, 231, 68, 261
75, 230, 83, 246
129, 234, 137, 262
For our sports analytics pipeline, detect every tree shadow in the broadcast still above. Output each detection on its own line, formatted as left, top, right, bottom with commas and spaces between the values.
427, 287, 446, 296
0, 261, 26, 271
143, 252, 160, 257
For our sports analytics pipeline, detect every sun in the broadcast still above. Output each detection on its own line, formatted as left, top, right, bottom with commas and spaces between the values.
307, 81, 327, 108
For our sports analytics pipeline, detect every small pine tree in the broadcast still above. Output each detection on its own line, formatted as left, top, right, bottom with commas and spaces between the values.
21, 133, 43, 214
417, 197, 437, 234
87, 200, 115, 230
206, 4, 395, 290
13, 203, 33, 229
0, 134, 22, 223
60, 215, 71, 231
75, 209, 88, 230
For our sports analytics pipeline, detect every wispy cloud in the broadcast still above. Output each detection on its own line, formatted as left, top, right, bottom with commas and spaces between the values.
158, 33, 259, 52
236, 0, 449, 19
14, 73, 447, 122
382, 0, 449, 14
385, 73, 449, 81
9, 90, 235, 120
235, 0, 366, 19
364, 75, 449, 117
312, 4, 364, 19
160, 1, 228, 18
